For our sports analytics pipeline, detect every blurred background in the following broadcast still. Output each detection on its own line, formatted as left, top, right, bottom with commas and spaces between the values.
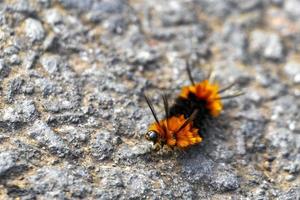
0, 0, 299, 199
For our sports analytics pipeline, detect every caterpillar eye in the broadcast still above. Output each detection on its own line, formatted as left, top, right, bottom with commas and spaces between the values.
145, 131, 158, 143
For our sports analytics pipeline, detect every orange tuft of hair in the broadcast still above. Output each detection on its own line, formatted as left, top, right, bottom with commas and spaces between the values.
148, 115, 202, 149
180, 80, 223, 117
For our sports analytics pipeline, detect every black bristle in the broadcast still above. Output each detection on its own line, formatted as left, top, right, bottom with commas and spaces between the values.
169, 93, 213, 136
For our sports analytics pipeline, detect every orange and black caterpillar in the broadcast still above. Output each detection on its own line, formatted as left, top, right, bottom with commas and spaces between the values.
144, 94, 202, 149
145, 61, 243, 150
169, 62, 243, 136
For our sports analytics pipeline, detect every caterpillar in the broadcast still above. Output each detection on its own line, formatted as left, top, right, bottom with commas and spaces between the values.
145, 61, 243, 150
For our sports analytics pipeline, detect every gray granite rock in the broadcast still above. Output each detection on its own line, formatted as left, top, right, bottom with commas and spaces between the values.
23, 50, 38, 69
222, 22, 248, 61
0, 100, 37, 130
284, 60, 300, 83
0, 0, 299, 199
234, 0, 263, 12
6, 77, 24, 102
284, 0, 300, 19
91, 130, 117, 161
40, 54, 63, 74
28, 166, 92, 198
34, 78, 60, 96
278, 187, 300, 200
195, 0, 233, 18
87, 0, 126, 22
28, 120, 69, 157
7, 0, 36, 14
43, 9, 63, 26
249, 30, 284, 60
157, 1, 197, 27
24, 18, 45, 42
0, 151, 16, 177
181, 153, 240, 192
0, 59, 10, 80
59, 0, 93, 11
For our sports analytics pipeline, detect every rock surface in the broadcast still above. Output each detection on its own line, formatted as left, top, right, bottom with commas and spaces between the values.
0, 0, 299, 199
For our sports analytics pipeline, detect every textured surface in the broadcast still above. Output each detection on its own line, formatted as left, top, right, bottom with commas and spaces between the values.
0, 0, 300, 199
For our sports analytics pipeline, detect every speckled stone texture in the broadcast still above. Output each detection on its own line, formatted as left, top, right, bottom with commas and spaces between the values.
0, 0, 299, 199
